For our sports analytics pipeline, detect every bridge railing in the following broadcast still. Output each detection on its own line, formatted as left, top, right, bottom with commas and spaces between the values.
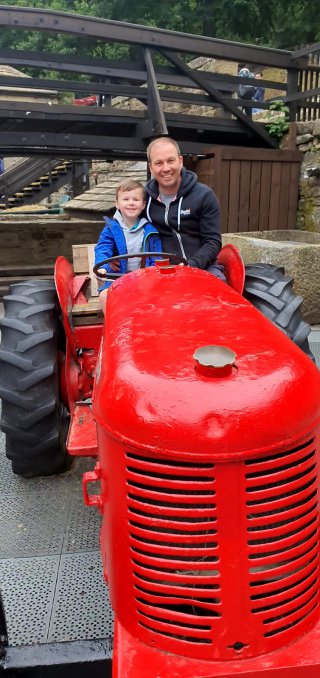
0, 6, 319, 152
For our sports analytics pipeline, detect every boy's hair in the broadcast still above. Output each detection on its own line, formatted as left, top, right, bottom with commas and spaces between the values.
147, 136, 181, 163
116, 179, 146, 200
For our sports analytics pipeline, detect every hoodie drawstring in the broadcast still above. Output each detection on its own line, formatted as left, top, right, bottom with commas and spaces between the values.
177, 196, 183, 230
146, 196, 152, 222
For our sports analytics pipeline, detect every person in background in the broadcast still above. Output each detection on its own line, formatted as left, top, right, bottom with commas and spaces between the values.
94, 179, 162, 313
252, 71, 265, 115
238, 63, 257, 119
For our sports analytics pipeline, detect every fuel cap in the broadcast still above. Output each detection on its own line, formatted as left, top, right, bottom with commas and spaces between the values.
194, 345, 236, 377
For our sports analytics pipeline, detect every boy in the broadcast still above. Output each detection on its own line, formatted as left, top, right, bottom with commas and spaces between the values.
94, 179, 162, 313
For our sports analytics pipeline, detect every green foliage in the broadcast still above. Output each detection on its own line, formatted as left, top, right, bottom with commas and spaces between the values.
265, 100, 290, 143
0, 0, 319, 66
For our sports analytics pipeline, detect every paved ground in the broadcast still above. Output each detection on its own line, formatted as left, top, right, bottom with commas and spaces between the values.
0, 325, 319, 647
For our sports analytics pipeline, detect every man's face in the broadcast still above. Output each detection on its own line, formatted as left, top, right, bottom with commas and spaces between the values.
149, 141, 183, 195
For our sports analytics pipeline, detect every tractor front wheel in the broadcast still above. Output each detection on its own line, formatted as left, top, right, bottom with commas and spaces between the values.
244, 263, 314, 360
0, 280, 69, 477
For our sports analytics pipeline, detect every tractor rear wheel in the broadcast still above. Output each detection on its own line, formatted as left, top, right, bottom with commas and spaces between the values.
244, 263, 314, 360
0, 280, 69, 477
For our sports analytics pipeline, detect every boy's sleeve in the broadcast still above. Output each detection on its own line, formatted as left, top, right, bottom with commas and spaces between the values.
145, 231, 162, 267
94, 223, 115, 271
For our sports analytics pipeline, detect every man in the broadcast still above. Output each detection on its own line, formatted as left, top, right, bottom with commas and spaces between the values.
145, 136, 224, 278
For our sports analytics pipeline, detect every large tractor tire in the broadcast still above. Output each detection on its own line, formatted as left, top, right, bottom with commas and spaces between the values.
0, 280, 69, 477
244, 263, 314, 361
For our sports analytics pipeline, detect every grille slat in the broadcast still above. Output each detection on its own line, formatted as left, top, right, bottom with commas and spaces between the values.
137, 595, 220, 616
133, 562, 221, 586
128, 496, 216, 518
128, 486, 215, 504
137, 610, 213, 638
130, 525, 216, 544
247, 493, 317, 526
133, 578, 219, 598
263, 596, 318, 636
246, 464, 316, 500
130, 535, 218, 557
126, 452, 220, 646
127, 469, 215, 490
252, 573, 319, 614
123, 434, 319, 656
246, 439, 315, 471
246, 439, 320, 643
248, 515, 318, 552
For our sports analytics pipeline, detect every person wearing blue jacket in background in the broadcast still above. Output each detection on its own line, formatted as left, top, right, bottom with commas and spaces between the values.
94, 178, 162, 313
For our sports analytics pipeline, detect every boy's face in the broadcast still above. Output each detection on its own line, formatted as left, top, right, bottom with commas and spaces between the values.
116, 188, 146, 222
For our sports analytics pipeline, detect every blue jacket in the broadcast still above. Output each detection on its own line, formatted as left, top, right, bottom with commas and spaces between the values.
94, 215, 162, 289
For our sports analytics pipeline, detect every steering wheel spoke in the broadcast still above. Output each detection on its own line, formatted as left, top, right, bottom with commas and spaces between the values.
93, 252, 188, 280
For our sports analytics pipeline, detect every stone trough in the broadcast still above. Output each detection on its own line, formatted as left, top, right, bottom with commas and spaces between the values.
222, 230, 320, 324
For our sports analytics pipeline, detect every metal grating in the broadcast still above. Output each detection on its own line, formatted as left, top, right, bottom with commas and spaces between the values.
62, 493, 102, 553
47, 552, 113, 643
0, 488, 70, 558
310, 339, 320, 365
126, 452, 220, 646
0, 556, 59, 645
246, 437, 320, 641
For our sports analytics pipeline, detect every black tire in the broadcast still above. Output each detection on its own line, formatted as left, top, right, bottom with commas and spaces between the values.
244, 263, 314, 361
0, 280, 69, 477
0, 592, 8, 658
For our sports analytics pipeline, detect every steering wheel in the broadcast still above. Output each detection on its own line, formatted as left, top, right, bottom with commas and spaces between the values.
93, 252, 188, 280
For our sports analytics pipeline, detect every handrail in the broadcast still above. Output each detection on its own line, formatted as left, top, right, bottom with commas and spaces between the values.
0, 5, 301, 68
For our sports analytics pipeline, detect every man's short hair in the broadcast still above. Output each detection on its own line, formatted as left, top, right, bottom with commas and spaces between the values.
147, 136, 182, 163
115, 179, 146, 200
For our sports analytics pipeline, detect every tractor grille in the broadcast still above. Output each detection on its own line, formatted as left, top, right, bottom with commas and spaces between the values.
246, 437, 320, 641
126, 452, 220, 646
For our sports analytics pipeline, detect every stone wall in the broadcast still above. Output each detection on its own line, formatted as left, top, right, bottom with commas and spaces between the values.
0, 215, 103, 267
295, 120, 320, 232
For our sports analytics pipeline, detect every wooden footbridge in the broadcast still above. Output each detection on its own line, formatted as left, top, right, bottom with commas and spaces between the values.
0, 5, 319, 158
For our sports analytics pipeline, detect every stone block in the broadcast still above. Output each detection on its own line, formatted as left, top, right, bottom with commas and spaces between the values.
222, 230, 320, 324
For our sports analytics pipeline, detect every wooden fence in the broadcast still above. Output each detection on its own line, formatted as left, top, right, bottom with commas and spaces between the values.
190, 147, 302, 233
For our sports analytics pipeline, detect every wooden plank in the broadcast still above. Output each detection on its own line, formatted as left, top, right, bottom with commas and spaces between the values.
87, 245, 99, 297
287, 162, 301, 228
278, 162, 291, 229
228, 161, 241, 232
72, 243, 91, 273
195, 157, 215, 192
72, 299, 101, 314
216, 147, 302, 162
210, 149, 222, 201
220, 159, 230, 233
259, 162, 272, 231
248, 161, 262, 231
268, 162, 282, 229
238, 161, 251, 232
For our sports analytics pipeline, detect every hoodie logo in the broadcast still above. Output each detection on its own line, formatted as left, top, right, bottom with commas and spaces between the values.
180, 208, 191, 216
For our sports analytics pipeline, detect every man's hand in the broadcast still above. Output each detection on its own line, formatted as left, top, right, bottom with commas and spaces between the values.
109, 260, 121, 272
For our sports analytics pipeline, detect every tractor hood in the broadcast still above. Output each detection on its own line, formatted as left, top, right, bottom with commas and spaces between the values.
93, 264, 320, 460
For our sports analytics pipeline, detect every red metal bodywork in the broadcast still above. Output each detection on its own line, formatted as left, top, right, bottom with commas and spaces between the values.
54, 256, 101, 455
87, 263, 320, 677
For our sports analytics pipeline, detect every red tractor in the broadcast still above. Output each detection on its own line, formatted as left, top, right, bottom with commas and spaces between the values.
0, 247, 319, 677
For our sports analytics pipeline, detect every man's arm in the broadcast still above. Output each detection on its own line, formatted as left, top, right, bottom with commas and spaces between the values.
188, 188, 221, 269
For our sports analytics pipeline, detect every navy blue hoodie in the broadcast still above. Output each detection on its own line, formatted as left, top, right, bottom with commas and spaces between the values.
145, 167, 221, 269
